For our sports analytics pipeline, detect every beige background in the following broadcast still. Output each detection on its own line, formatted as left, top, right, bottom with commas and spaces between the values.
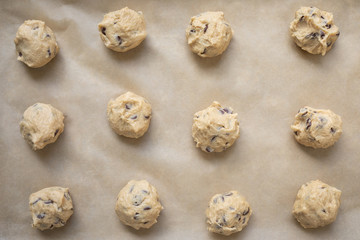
1, 0, 360, 239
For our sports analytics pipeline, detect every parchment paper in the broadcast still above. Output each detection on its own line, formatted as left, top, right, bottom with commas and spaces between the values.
1, 0, 360, 239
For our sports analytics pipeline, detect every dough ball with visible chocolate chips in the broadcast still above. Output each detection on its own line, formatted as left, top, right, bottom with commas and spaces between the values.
289, 7, 340, 56
29, 187, 73, 231
19, 103, 64, 150
293, 180, 341, 228
291, 106, 342, 149
186, 11, 233, 57
115, 180, 163, 230
14, 20, 59, 68
192, 101, 240, 153
98, 7, 146, 52
107, 92, 151, 138
206, 191, 252, 236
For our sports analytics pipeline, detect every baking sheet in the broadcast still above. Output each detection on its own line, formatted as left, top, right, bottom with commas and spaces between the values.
1, 0, 360, 239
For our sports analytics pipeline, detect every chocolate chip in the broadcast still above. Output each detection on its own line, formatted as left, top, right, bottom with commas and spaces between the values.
225, 192, 233, 196
243, 207, 250, 215
50, 224, 54, 229
129, 185, 134, 193
294, 131, 299, 136
64, 192, 71, 200
47, 49, 51, 57
46, 34, 51, 38
205, 146, 212, 152
321, 186, 326, 189
32, 198, 41, 205
114, 22, 117, 24
204, 24, 208, 33
301, 111, 308, 117
330, 128, 336, 133
336, 32, 340, 36
54, 129, 59, 137
44, 200, 54, 204
219, 109, 225, 114
201, 48, 207, 54
242, 217, 246, 224
130, 115, 137, 120
306, 32, 319, 39
321, 16, 324, 19
101, 27, 106, 35
18, 52, 22, 57
33, 26, 39, 30
222, 108, 232, 114
300, 16, 304, 21
144, 207, 151, 210
142, 190, 148, 194
325, 24, 332, 29
327, 41, 332, 47
236, 214, 241, 221
125, 104, 131, 110
320, 30, 325, 39
222, 216, 227, 224
117, 36, 122, 45
306, 118, 312, 130
211, 136, 217, 142
225, 142, 229, 145
221, 196, 225, 202
134, 212, 139, 220
143, 221, 149, 224
190, 29, 195, 33
37, 213, 45, 219
322, 209, 326, 213
144, 115, 150, 119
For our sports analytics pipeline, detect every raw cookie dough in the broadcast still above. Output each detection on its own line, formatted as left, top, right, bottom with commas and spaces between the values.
115, 180, 163, 230
291, 106, 342, 149
186, 11, 233, 57
192, 101, 240, 153
98, 7, 146, 52
289, 7, 340, 56
206, 191, 252, 236
19, 103, 64, 150
29, 187, 73, 231
292, 180, 341, 228
107, 92, 151, 138
14, 20, 59, 68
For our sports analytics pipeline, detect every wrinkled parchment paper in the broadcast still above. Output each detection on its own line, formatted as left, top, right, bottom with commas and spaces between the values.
1, 0, 360, 239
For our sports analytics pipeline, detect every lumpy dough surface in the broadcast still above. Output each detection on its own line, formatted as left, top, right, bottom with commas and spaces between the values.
291, 106, 342, 149
115, 180, 163, 230
14, 20, 59, 68
192, 101, 239, 153
29, 187, 73, 231
19, 103, 64, 150
289, 7, 340, 56
206, 191, 252, 236
107, 92, 151, 138
98, 7, 146, 52
186, 11, 233, 57
293, 180, 341, 228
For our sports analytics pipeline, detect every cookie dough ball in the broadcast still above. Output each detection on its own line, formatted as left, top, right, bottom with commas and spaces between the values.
107, 92, 151, 138
192, 101, 240, 153
206, 191, 252, 236
186, 11, 233, 57
115, 180, 163, 230
291, 106, 342, 149
289, 7, 340, 56
19, 103, 64, 150
14, 20, 59, 68
29, 187, 73, 231
293, 180, 341, 228
98, 7, 146, 52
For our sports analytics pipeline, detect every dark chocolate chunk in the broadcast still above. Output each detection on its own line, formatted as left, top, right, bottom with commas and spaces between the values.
44, 200, 54, 204
117, 36, 122, 45
144, 115, 150, 119
33, 26, 39, 30
294, 131, 299, 136
32, 198, 41, 205
190, 29, 195, 33
19, 52, 22, 57
327, 41, 332, 47
46, 34, 51, 38
300, 16, 304, 21
201, 48, 207, 54
322, 209, 326, 213
64, 193, 71, 200
144, 207, 151, 210
50, 224, 54, 229
125, 104, 131, 110
221, 196, 225, 202
143, 221, 149, 224
204, 24, 208, 33
142, 190, 149, 194
101, 27, 106, 35
54, 129, 59, 137
219, 109, 225, 114
330, 128, 336, 133
325, 24, 332, 29
211, 136, 217, 142
242, 217, 246, 224
306, 118, 312, 130
37, 213, 45, 219
321, 16, 324, 19
47, 48, 51, 57
131, 115, 137, 120
306, 32, 319, 39
336, 32, 340, 36
320, 30, 325, 39
225, 192, 233, 196
236, 214, 241, 221
243, 207, 250, 215
205, 146, 212, 152
222, 216, 227, 224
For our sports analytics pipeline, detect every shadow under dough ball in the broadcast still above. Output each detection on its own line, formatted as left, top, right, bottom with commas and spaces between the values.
19, 103, 64, 150
29, 187, 73, 231
192, 101, 240, 153
292, 180, 341, 228
107, 91, 152, 138
186, 11, 233, 57
14, 20, 59, 68
290, 106, 342, 149
98, 7, 146, 52
115, 180, 163, 230
206, 191, 252, 236
289, 6, 340, 56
